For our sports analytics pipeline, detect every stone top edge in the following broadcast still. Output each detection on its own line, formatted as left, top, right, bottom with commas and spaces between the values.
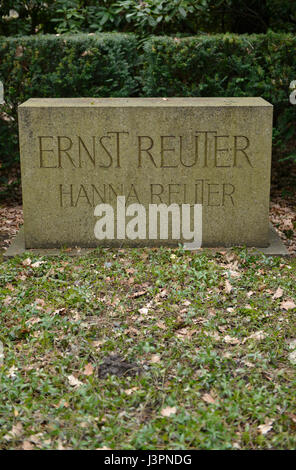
19, 97, 273, 108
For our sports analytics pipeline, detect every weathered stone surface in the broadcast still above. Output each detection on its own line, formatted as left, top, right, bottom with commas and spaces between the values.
18, 97, 273, 248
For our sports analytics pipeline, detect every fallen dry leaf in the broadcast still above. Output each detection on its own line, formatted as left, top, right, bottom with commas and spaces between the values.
272, 287, 284, 299
57, 400, 69, 408
22, 257, 32, 266
288, 339, 296, 350
138, 307, 149, 315
288, 350, 296, 365
57, 439, 65, 450
31, 261, 45, 268
288, 413, 296, 424
224, 335, 240, 345
124, 387, 138, 395
131, 289, 147, 298
176, 328, 195, 339
225, 280, 233, 294
126, 326, 140, 336
5, 283, 14, 291
28, 433, 43, 445
92, 339, 105, 348
3, 423, 23, 441
53, 307, 67, 316
83, 363, 94, 376
159, 289, 168, 298
243, 360, 255, 368
27, 317, 41, 325
202, 392, 217, 404
229, 270, 241, 279
7, 365, 17, 378
204, 331, 220, 341
150, 354, 161, 363
281, 300, 296, 310
22, 440, 34, 450
126, 268, 135, 274
258, 419, 274, 435
3, 296, 12, 305
248, 331, 266, 341
161, 406, 177, 417
67, 375, 83, 387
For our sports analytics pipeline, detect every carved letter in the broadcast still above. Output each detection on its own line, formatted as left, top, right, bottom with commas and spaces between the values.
180, 135, 198, 167
214, 135, 231, 167
150, 184, 164, 203
168, 184, 180, 204
126, 184, 140, 204
207, 183, 220, 207
138, 136, 157, 168
222, 183, 235, 206
92, 184, 106, 205
195, 179, 207, 204
39, 136, 56, 168
74, 184, 91, 207
233, 136, 252, 167
107, 131, 129, 168
78, 136, 96, 167
57, 136, 75, 168
59, 184, 73, 207
195, 131, 216, 167
160, 136, 178, 168
99, 136, 113, 168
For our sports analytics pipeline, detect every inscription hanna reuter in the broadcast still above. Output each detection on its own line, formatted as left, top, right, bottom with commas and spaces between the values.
18, 97, 273, 248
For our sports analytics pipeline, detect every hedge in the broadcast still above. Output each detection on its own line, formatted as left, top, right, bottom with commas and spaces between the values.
0, 33, 138, 172
142, 33, 296, 158
1, 32, 296, 178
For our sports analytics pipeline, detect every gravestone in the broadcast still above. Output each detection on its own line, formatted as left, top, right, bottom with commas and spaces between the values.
18, 97, 273, 249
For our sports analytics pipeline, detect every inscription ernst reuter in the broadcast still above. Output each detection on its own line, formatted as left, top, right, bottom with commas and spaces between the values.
18, 97, 273, 248
38, 132, 251, 208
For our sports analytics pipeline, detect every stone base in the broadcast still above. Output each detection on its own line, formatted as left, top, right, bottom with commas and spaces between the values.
3, 224, 289, 258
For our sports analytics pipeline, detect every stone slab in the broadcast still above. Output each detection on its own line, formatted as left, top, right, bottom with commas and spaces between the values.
3, 225, 289, 258
18, 97, 273, 248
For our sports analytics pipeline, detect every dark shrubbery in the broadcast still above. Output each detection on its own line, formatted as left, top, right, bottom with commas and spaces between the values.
0, 33, 138, 172
141, 33, 296, 160
0, 1, 295, 37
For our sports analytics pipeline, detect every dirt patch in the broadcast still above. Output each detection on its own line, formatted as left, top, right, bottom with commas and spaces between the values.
270, 160, 296, 255
98, 354, 143, 378
0, 205, 23, 252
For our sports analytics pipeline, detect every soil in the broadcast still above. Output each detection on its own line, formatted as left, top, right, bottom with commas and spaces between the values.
98, 354, 143, 378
